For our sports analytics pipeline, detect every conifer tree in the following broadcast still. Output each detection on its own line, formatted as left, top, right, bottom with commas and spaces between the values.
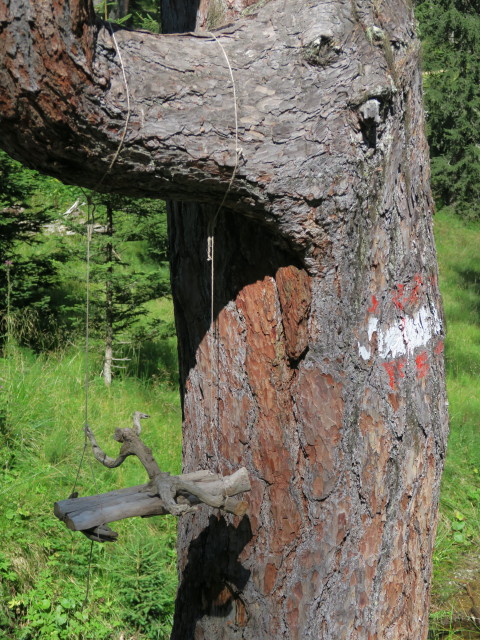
416, 0, 480, 217
85, 193, 170, 383
0, 151, 60, 348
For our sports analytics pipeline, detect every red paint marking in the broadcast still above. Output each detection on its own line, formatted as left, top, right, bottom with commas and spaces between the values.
435, 340, 444, 355
392, 275, 425, 311
368, 295, 378, 314
392, 284, 405, 310
382, 362, 396, 389
416, 351, 429, 378
408, 274, 423, 306
382, 359, 407, 389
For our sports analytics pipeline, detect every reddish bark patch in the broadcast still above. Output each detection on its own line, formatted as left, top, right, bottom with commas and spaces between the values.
269, 481, 302, 553
236, 276, 301, 547
70, 0, 95, 36
358, 413, 391, 514
388, 392, 400, 411
235, 598, 248, 627
295, 369, 344, 500
264, 562, 277, 593
435, 339, 444, 355
286, 581, 304, 636
275, 265, 312, 361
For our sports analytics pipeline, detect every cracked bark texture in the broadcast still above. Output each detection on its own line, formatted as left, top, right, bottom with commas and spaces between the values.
0, 0, 448, 638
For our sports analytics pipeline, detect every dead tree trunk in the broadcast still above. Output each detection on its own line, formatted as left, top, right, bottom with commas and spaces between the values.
0, 1, 448, 638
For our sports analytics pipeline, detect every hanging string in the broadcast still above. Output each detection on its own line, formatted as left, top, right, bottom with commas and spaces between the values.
82, 540, 95, 610
99, 23, 132, 186
70, 201, 95, 497
68, 20, 133, 605
207, 31, 240, 226
84, 216, 92, 441
70, 20, 132, 493
206, 32, 240, 470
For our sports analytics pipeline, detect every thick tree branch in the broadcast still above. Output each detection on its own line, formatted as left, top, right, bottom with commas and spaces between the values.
54, 412, 250, 541
0, 0, 419, 255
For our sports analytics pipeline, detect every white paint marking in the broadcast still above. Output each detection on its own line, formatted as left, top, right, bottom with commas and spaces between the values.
358, 305, 442, 361
358, 343, 371, 361
367, 317, 378, 342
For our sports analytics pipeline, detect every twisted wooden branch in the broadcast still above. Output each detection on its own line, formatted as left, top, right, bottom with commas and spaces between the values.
54, 412, 251, 541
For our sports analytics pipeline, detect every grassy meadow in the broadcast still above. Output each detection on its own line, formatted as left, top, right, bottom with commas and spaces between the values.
429, 209, 480, 637
0, 339, 182, 639
0, 205, 182, 639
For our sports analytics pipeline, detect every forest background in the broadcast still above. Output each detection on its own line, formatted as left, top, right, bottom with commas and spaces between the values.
0, 0, 479, 638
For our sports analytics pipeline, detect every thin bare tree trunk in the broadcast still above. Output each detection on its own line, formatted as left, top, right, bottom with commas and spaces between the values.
0, 1, 448, 637
102, 202, 114, 385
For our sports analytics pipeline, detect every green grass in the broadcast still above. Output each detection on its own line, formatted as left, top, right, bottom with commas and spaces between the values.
430, 208, 480, 624
1, 203, 479, 638
0, 340, 181, 639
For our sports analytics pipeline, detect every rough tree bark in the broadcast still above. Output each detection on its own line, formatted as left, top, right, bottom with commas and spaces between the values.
0, 1, 448, 638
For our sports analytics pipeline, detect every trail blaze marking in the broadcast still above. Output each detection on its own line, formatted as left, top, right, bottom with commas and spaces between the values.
358, 276, 443, 388
415, 351, 429, 378
368, 295, 378, 314
382, 362, 395, 389
392, 284, 406, 310
391, 274, 424, 311
360, 305, 442, 361
382, 359, 406, 390
408, 274, 423, 306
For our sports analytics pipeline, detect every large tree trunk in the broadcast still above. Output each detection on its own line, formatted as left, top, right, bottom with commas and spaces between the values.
0, 1, 448, 638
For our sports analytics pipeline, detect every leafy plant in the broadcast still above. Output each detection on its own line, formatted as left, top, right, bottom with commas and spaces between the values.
114, 537, 177, 639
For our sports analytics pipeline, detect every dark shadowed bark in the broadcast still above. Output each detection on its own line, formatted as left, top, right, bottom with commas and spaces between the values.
0, 0, 448, 638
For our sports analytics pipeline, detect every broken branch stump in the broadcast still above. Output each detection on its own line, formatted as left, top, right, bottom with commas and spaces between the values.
54, 412, 251, 541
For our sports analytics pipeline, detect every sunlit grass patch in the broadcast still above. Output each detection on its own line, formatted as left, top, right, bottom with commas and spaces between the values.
0, 339, 181, 639
431, 209, 480, 623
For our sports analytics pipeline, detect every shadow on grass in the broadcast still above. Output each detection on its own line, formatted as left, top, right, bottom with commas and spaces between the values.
126, 338, 179, 386
456, 268, 480, 317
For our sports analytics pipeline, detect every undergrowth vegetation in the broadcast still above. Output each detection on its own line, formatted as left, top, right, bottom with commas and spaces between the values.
0, 342, 181, 639
0, 147, 182, 638
429, 209, 480, 636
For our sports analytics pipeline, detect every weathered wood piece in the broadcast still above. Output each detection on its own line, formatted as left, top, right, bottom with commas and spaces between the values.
54, 413, 250, 540
55, 469, 250, 528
